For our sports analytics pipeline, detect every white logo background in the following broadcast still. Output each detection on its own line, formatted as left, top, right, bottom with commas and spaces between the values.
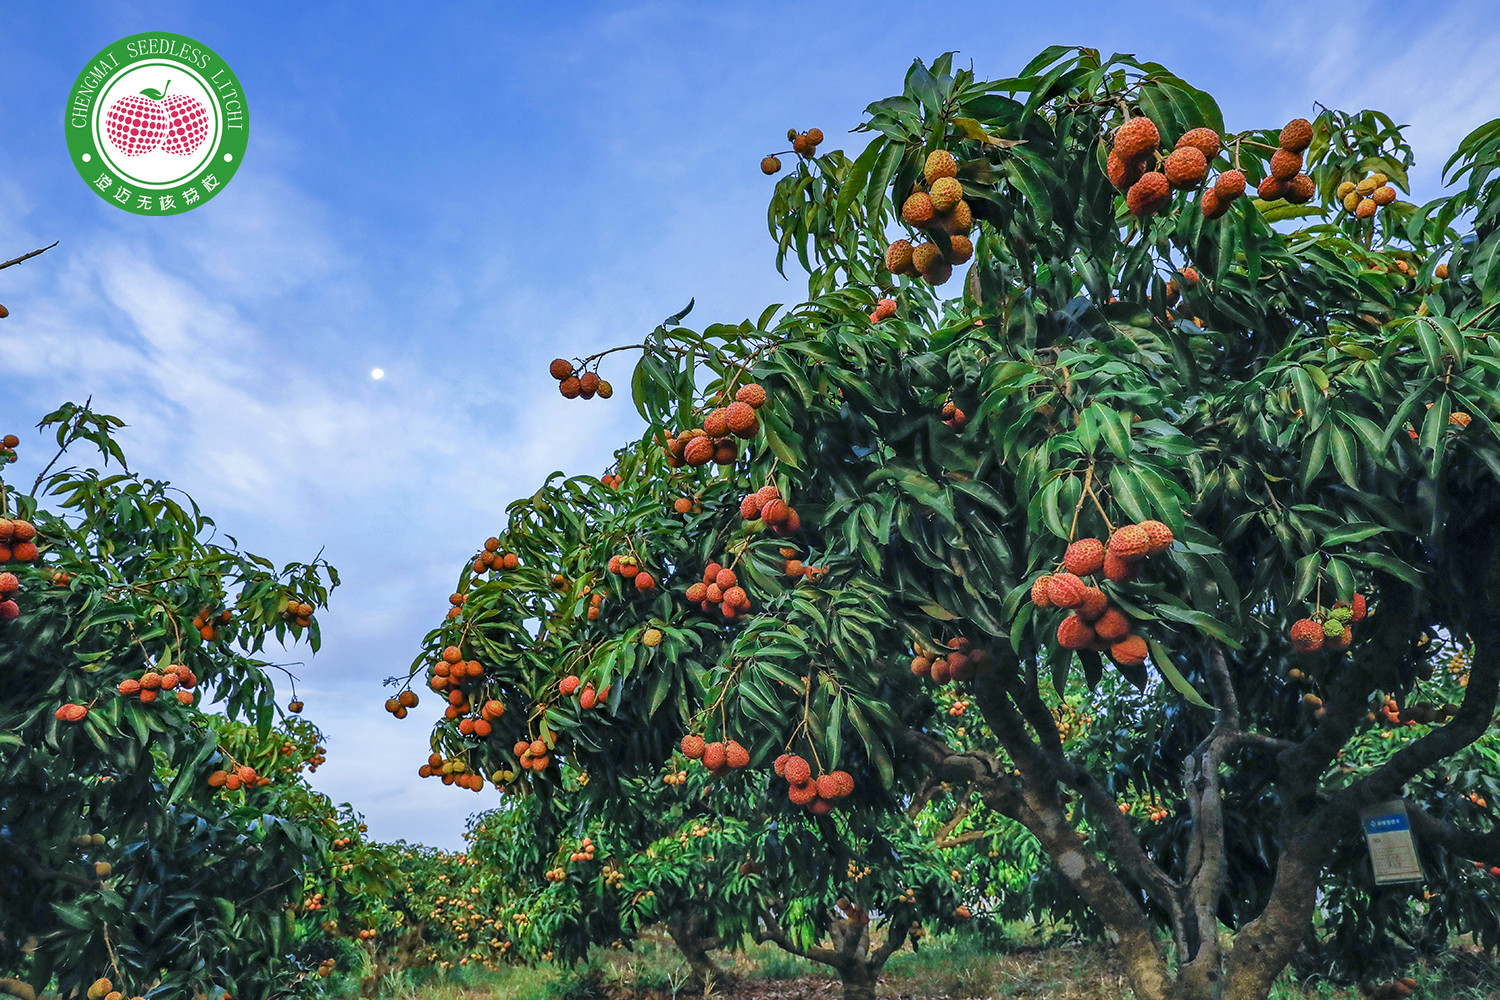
94, 61, 220, 188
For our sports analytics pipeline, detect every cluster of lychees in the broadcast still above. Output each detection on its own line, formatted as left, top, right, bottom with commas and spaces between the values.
663, 385, 768, 468
1031, 521, 1175, 668
671, 494, 703, 515
207, 761, 269, 791
600, 472, 623, 489
1336, 173, 1398, 220
1287, 594, 1367, 654
472, 536, 522, 576
679, 733, 752, 775
0, 433, 17, 462
84, 977, 145, 1000
662, 764, 689, 786
606, 552, 657, 594
567, 836, 597, 864
0, 514, 41, 566
740, 483, 801, 535
773, 753, 853, 814
684, 561, 754, 619
429, 645, 493, 724
1109, 119, 1225, 218
280, 597, 314, 629
117, 661, 199, 706
382, 689, 421, 720
0, 571, 21, 624
886, 151, 975, 286
1250, 118, 1317, 204
549, 358, 614, 400
761, 127, 825, 174
424, 753, 486, 790
1369, 693, 1453, 728
868, 297, 897, 324
190, 606, 230, 642
559, 673, 611, 709
910, 637, 995, 685
780, 546, 826, 582
940, 399, 968, 429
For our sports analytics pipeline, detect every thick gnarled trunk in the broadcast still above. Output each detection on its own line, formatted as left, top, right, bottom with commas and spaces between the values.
664, 907, 728, 990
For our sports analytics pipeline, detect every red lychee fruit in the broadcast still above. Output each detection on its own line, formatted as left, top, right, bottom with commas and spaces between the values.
704, 408, 731, 437
1325, 627, 1353, 652
1063, 538, 1106, 576
726, 401, 758, 437
1046, 572, 1087, 609
902, 192, 935, 227
684, 436, 715, 466
773, 753, 790, 776
725, 740, 750, 768
1030, 575, 1054, 607
1138, 520, 1174, 554
559, 377, 582, 398
784, 755, 811, 786
1289, 619, 1324, 653
1126, 172, 1171, 218
1102, 551, 1137, 583
1106, 150, 1144, 191
886, 239, 916, 275
560, 675, 581, 696
1163, 147, 1208, 189
702, 741, 726, 770
104, 93, 167, 156
1175, 127, 1222, 160
1108, 525, 1151, 562
736, 383, 768, 409
1213, 170, 1246, 200
1110, 634, 1149, 667
1269, 148, 1302, 181
1113, 117, 1161, 162
1278, 118, 1313, 154
1057, 614, 1096, 650
1077, 587, 1109, 622
1285, 173, 1315, 204
56, 702, 88, 722
635, 572, 657, 593
929, 176, 963, 214
550, 359, 574, 380
685, 582, 708, 602
160, 93, 210, 156
1094, 609, 1131, 642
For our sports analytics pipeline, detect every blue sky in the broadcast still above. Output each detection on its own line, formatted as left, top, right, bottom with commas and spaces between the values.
2, 1, 1496, 847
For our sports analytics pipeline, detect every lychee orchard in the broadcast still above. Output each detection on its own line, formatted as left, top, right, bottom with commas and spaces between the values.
390, 47, 1500, 1000
4, 42, 1500, 1000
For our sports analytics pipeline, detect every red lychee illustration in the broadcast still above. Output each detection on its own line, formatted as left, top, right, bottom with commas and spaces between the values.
160, 93, 210, 155
105, 89, 169, 156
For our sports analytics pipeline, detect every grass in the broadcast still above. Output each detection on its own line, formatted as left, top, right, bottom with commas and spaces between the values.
337, 933, 1500, 999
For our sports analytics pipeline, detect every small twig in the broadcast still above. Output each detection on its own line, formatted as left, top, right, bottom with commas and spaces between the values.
0, 241, 59, 271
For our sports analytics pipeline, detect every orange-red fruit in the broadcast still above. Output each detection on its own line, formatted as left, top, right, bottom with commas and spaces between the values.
1289, 619, 1324, 653
1356, 198, 1377, 219
788, 781, 818, 805
737, 383, 768, 409
560, 675, 581, 696
1278, 118, 1313, 154
1077, 587, 1109, 622
559, 377, 582, 398
726, 402, 758, 436
1175, 127, 1221, 160
910, 655, 931, 677
1258, 176, 1289, 201
773, 753, 790, 776
1213, 170, 1246, 200
1108, 525, 1151, 562
1163, 147, 1208, 189
816, 774, 840, 799
761, 498, 792, 527
1201, 188, 1227, 220
1106, 150, 1143, 191
1325, 626, 1353, 652
886, 239, 915, 275
1094, 609, 1131, 642
1111, 634, 1149, 667
901, 192, 935, 227
1063, 538, 1105, 576
1349, 594, 1367, 622
549, 358, 573, 381
784, 755, 811, 786
635, 572, 657, 593
1057, 615, 1096, 650
681, 734, 706, 759
1373, 186, 1397, 207
1286, 173, 1315, 204
1103, 551, 1137, 583
702, 741, 727, 770
1138, 520, 1174, 554
56, 703, 88, 722
726, 740, 750, 768
830, 770, 854, 797
1113, 117, 1161, 162
1269, 148, 1302, 181
1046, 572, 1087, 609
924, 149, 958, 184
1030, 575, 1054, 608
1126, 172, 1171, 218
684, 436, 714, 466
703, 408, 731, 437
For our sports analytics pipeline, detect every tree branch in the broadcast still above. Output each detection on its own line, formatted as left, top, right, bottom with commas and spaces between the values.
0, 241, 59, 271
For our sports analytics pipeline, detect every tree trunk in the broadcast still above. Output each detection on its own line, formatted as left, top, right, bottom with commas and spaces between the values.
665, 909, 727, 990
836, 962, 878, 1000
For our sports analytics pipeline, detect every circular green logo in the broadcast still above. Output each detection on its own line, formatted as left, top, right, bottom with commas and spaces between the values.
65, 33, 248, 215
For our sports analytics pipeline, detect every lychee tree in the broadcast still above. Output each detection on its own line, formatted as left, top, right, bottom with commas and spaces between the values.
411, 48, 1500, 1000
0, 402, 339, 1000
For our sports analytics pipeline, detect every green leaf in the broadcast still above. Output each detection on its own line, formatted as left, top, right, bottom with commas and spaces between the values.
1146, 638, 1215, 712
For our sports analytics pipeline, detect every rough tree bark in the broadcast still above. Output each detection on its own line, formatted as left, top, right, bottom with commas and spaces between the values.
755, 900, 909, 1000
664, 907, 729, 990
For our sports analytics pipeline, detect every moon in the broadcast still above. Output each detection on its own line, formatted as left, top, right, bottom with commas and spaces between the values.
370, 368, 385, 380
